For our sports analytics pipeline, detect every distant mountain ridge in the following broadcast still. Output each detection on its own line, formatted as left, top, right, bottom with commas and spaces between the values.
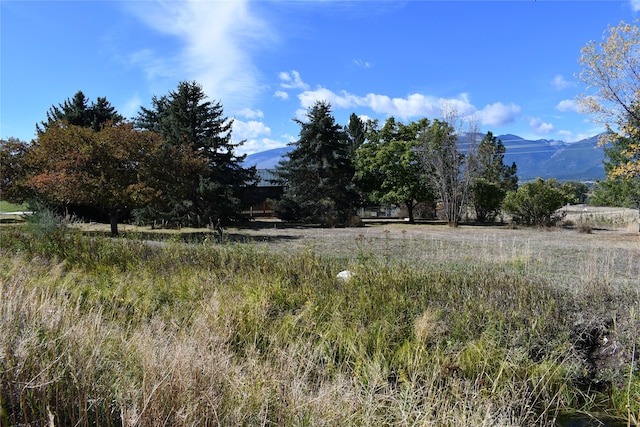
243, 134, 606, 181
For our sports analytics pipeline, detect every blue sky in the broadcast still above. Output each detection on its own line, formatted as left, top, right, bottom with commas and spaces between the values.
2, 0, 639, 155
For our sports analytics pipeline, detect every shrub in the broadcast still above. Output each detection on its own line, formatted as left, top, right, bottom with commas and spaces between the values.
577, 222, 593, 234
502, 178, 575, 227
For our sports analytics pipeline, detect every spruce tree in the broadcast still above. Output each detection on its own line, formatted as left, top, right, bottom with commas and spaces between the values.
135, 81, 256, 226
346, 113, 366, 157
274, 101, 358, 225
37, 91, 122, 133
471, 132, 518, 222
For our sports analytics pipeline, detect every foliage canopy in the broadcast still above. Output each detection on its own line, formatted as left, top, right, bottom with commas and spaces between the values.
502, 178, 575, 227
355, 117, 433, 223
577, 19, 640, 178
26, 122, 204, 236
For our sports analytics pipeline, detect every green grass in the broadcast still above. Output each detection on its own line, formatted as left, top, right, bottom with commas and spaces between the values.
0, 201, 27, 212
1, 216, 638, 426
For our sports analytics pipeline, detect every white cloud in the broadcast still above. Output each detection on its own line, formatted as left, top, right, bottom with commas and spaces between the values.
476, 102, 521, 127
557, 130, 590, 143
232, 119, 271, 140
289, 72, 522, 129
298, 87, 363, 110
279, 70, 309, 90
237, 137, 287, 156
295, 84, 522, 127
297, 87, 460, 120
358, 114, 374, 124
274, 90, 289, 100
354, 59, 372, 68
236, 108, 264, 119
631, 0, 640, 12
127, 0, 274, 110
555, 99, 578, 112
552, 75, 575, 90
529, 117, 555, 134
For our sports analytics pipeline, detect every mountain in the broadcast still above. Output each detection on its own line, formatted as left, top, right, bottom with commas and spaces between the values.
500, 134, 605, 181
243, 134, 606, 181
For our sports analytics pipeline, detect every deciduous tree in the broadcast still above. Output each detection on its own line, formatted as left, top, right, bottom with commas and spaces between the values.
0, 138, 31, 204
577, 19, 640, 178
590, 112, 640, 209
355, 117, 433, 223
419, 113, 478, 227
27, 122, 203, 236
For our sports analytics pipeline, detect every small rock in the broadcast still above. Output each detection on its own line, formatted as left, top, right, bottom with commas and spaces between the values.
337, 270, 354, 282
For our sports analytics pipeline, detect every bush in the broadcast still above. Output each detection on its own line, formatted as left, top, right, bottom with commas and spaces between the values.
577, 222, 593, 234
502, 178, 574, 227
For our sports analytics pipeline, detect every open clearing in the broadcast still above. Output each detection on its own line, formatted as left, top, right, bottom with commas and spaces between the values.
58, 205, 639, 289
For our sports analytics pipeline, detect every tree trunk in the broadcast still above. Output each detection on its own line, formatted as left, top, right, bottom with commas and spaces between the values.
406, 201, 415, 224
109, 213, 119, 237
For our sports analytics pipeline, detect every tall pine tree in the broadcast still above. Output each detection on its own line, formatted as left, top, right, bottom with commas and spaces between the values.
135, 81, 256, 226
471, 132, 518, 222
274, 101, 358, 225
37, 91, 122, 133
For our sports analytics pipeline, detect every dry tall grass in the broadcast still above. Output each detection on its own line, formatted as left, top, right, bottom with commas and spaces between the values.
1, 216, 638, 426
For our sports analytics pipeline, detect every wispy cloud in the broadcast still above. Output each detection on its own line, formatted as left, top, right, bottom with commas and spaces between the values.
631, 0, 640, 12
236, 108, 264, 119
353, 59, 372, 68
274, 90, 289, 100
279, 71, 309, 90
126, 0, 275, 110
552, 74, 575, 91
120, 94, 142, 120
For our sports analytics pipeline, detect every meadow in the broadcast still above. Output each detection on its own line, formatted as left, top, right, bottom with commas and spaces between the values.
0, 208, 639, 426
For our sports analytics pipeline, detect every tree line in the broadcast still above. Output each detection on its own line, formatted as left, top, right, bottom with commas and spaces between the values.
2, 82, 256, 236
271, 100, 585, 228
2, 19, 639, 233
0, 84, 603, 234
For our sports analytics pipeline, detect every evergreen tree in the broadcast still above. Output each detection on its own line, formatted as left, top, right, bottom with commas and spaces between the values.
346, 113, 366, 158
471, 132, 518, 222
37, 91, 122, 133
274, 101, 358, 225
135, 81, 256, 226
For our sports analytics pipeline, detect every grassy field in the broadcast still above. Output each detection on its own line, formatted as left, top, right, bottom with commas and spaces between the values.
0, 201, 27, 213
0, 208, 638, 426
